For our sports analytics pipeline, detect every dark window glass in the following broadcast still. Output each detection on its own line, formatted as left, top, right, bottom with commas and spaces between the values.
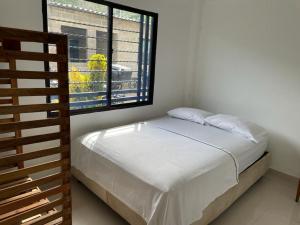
69, 39, 79, 60
96, 31, 107, 55
61, 26, 87, 63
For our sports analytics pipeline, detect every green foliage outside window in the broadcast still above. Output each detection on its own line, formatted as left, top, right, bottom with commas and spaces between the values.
69, 53, 107, 104
87, 54, 107, 92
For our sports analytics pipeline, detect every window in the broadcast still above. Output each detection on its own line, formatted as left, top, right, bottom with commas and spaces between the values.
70, 39, 80, 60
96, 31, 107, 55
61, 26, 87, 62
43, 0, 158, 115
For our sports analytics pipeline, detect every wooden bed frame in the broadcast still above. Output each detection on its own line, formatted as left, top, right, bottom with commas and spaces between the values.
72, 152, 270, 225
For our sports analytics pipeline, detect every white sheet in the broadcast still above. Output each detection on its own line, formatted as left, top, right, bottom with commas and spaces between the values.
72, 117, 268, 225
149, 117, 268, 173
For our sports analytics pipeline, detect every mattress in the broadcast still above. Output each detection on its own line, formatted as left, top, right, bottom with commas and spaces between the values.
71, 116, 268, 225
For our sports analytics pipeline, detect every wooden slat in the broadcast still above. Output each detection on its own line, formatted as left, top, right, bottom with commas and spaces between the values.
0, 146, 16, 152
50, 218, 68, 225
0, 50, 67, 62
0, 103, 67, 115
0, 146, 67, 167
21, 214, 42, 225
0, 118, 14, 124
0, 177, 30, 189
0, 98, 12, 104
0, 198, 66, 225
0, 188, 40, 205
22, 213, 43, 224
0, 26, 63, 44
23, 210, 63, 225
0, 79, 11, 84
0, 136, 15, 142
0, 159, 67, 185
0, 184, 69, 215
47, 218, 64, 225
0, 70, 67, 80
0, 88, 68, 97
2, 39, 21, 51
0, 198, 48, 221
0, 118, 65, 133
0, 165, 17, 171
0, 132, 64, 150
0, 173, 66, 199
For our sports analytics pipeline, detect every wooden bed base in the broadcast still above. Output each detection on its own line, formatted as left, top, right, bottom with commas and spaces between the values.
72, 152, 270, 225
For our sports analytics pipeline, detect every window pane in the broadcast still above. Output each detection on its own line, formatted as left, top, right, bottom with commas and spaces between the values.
47, 0, 108, 111
112, 9, 153, 105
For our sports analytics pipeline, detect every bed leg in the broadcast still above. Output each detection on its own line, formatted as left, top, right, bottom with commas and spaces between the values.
296, 179, 300, 202
72, 176, 82, 184
75, 179, 82, 184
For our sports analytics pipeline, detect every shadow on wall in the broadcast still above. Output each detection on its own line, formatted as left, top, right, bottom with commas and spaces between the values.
70, 107, 163, 140
267, 131, 300, 178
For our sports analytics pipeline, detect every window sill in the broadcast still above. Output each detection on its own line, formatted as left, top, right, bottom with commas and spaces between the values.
47, 101, 153, 117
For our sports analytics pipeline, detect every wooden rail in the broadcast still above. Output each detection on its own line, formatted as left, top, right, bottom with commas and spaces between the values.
0, 26, 71, 224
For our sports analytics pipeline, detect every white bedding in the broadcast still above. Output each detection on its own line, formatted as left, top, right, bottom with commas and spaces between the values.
149, 117, 268, 174
71, 117, 268, 225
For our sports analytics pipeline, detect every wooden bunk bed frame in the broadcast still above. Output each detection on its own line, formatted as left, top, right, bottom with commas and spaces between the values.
0, 26, 71, 225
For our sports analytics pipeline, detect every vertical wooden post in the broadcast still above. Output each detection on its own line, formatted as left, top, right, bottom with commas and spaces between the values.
3, 39, 24, 169
57, 36, 72, 224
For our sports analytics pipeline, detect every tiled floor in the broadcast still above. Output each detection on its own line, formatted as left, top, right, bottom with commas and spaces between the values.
72, 170, 300, 225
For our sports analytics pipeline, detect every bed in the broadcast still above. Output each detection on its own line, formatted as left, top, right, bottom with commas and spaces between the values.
71, 116, 270, 225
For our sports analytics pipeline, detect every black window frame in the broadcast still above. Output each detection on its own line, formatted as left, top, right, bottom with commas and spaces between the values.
42, 0, 158, 116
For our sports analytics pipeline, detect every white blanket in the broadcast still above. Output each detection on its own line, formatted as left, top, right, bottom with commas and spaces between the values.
149, 117, 268, 174
72, 117, 266, 225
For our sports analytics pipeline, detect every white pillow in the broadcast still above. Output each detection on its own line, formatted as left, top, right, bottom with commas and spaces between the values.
205, 114, 266, 143
167, 107, 213, 125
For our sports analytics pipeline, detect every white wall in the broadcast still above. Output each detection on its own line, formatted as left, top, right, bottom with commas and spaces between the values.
1, 0, 299, 178
192, 0, 300, 177
0, 0, 196, 140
